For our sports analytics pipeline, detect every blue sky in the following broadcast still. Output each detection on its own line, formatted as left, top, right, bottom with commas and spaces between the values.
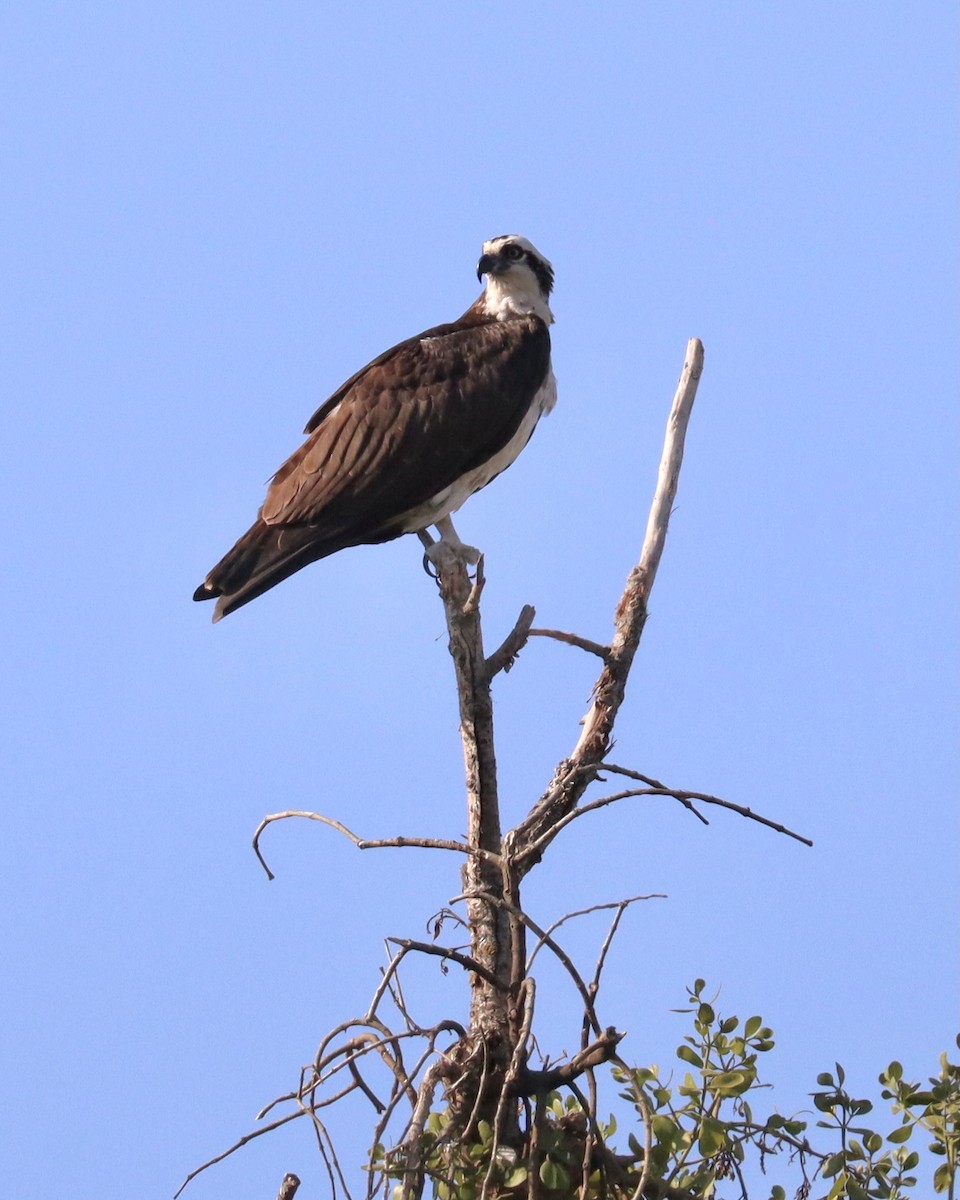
2, 3, 957, 1197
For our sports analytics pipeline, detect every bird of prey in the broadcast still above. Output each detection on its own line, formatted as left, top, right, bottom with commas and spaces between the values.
193, 234, 556, 621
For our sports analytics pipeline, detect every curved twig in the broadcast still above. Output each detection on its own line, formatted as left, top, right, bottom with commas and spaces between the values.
386, 937, 507, 991
252, 809, 497, 880
528, 628, 610, 660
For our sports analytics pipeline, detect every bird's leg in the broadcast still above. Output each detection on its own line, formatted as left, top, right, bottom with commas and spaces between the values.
426, 515, 481, 568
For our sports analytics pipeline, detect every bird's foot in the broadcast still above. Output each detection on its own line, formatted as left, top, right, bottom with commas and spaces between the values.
425, 538, 481, 572
417, 529, 481, 580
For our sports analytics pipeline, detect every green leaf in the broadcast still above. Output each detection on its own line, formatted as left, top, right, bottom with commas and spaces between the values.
697, 1002, 716, 1025
707, 1069, 750, 1095
769, 1189, 786, 1200
885, 1060, 903, 1081
934, 1162, 954, 1191
817, 1072, 835, 1086
823, 1153, 845, 1178
698, 1117, 726, 1157
503, 1166, 527, 1188
887, 1123, 913, 1143
744, 1015, 763, 1037
677, 1044, 703, 1068
652, 1114, 680, 1145
864, 1131, 883, 1153
720, 1016, 739, 1033
539, 1158, 569, 1192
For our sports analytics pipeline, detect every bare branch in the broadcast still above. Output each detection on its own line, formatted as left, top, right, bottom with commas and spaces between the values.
252, 809, 495, 880
386, 937, 508, 991
513, 1026, 625, 1095
512, 338, 705, 874
602, 764, 814, 846
173, 1109, 305, 1198
484, 604, 536, 679
528, 627, 610, 660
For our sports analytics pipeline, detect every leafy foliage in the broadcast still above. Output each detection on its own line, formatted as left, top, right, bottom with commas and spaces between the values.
378, 984, 958, 1200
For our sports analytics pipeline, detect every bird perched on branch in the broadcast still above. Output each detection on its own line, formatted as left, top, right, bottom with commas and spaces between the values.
194, 235, 556, 621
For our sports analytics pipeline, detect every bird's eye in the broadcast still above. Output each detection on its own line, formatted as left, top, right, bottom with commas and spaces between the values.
504, 244, 524, 261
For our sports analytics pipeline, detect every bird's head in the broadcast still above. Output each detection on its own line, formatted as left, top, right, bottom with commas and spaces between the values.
477, 235, 554, 323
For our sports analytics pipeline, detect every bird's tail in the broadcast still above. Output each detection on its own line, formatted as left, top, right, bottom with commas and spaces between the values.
193, 520, 351, 622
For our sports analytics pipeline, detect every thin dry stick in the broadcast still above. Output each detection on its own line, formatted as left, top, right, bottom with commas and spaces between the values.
527, 894, 666, 975
601, 762, 814, 845
528, 628, 610, 659
174, 1109, 305, 1198
524, 784, 813, 853
252, 809, 498, 880
385, 937, 506, 991
513, 338, 706, 873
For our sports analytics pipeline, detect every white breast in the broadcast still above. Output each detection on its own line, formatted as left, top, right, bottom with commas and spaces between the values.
398, 369, 557, 532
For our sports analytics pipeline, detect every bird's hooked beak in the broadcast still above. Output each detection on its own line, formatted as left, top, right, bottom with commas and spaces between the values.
476, 251, 504, 282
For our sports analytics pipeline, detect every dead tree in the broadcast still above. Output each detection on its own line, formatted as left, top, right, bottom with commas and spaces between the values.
178, 337, 813, 1200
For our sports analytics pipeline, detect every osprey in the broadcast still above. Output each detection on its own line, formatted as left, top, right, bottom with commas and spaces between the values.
194, 234, 556, 621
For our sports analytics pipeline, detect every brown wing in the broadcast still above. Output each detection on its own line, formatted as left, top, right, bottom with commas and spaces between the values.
259, 312, 551, 543
193, 311, 551, 620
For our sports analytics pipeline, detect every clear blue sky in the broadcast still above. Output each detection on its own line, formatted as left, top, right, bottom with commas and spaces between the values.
3, 3, 957, 1197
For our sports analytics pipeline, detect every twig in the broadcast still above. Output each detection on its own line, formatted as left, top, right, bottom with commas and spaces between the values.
484, 604, 536, 679
252, 810, 494, 880
173, 1109, 305, 1198
309, 1116, 354, 1200
528, 628, 610, 660
529, 894, 667, 969
386, 937, 508, 991
601, 762, 813, 844
523, 783, 813, 862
